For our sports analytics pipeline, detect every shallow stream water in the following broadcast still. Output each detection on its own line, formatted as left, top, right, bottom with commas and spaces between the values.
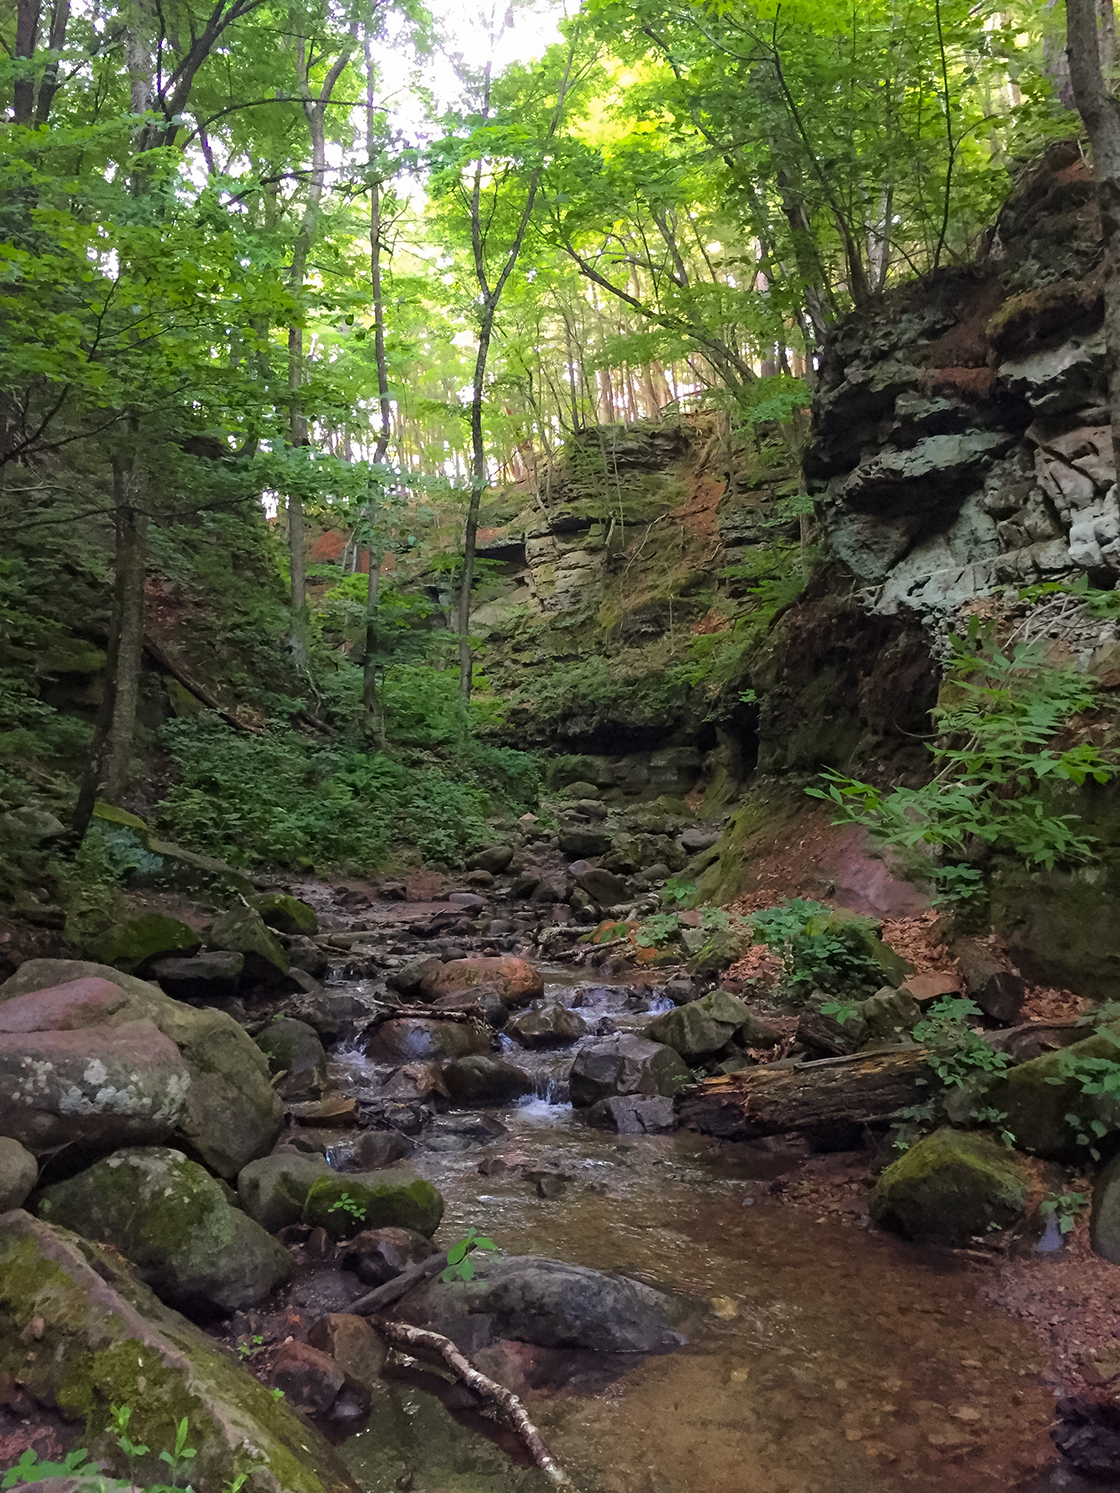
323, 972, 1063, 1493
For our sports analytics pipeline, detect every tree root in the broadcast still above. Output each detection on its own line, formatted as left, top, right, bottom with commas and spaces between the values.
371, 1317, 577, 1492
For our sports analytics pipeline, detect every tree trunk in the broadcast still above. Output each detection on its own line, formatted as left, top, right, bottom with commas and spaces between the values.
13, 0, 41, 126
1068, 0, 1120, 476
457, 301, 495, 703
34, 0, 70, 124
677, 1048, 931, 1141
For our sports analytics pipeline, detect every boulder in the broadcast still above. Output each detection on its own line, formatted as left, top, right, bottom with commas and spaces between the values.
268, 1340, 369, 1423
645, 989, 750, 1060
129, 837, 255, 900
288, 935, 329, 979
584, 1096, 677, 1134
871, 1128, 1031, 1246
678, 828, 720, 854
448, 891, 487, 913
504, 1002, 588, 1048
432, 987, 509, 1027
302, 1168, 443, 1241
861, 987, 922, 1043
440, 1055, 534, 1106
307, 1312, 387, 1386
952, 936, 1026, 1024
255, 1018, 328, 1098
37, 1148, 292, 1317
982, 1022, 1120, 1158
85, 914, 200, 975
1090, 1152, 1120, 1266
468, 845, 515, 875
558, 827, 612, 859
149, 951, 244, 1004
0, 1211, 360, 1493
576, 868, 631, 908
404, 1255, 681, 1354
568, 1035, 691, 1108
237, 1152, 335, 1233
364, 1017, 490, 1064
207, 903, 290, 982
685, 927, 751, 979
349, 1129, 415, 1170
250, 893, 319, 936
418, 956, 543, 1006
342, 1227, 432, 1286
0, 1136, 38, 1210
386, 955, 444, 997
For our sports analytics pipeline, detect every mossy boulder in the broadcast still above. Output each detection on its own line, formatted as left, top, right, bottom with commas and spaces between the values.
0, 1210, 360, 1493
237, 1153, 335, 1233
250, 893, 319, 936
85, 914, 200, 974
645, 990, 750, 1060
255, 1017, 328, 1098
303, 1169, 444, 1242
684, 927, 750, 979
208, 903, 290, 981
0, 960, 284, 1177
37, 1147, 292, 1317
871, 1128, 1031, 1245
981, 1022, 1120, 1158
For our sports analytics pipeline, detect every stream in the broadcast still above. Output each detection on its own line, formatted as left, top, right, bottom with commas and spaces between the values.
300, 955, 1063, 1493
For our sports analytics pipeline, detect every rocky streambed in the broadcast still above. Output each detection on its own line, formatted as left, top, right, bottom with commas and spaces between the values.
0, 877, 1110, 1493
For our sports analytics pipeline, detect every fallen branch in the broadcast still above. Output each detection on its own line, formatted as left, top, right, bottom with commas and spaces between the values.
356, 1003, 491, 1028
144, 636, 259, 734
372, 1318, 576, 1493
349, 1250, 448, 1315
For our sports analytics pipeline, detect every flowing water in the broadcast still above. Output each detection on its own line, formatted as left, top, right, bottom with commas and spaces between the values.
324, 972, 1064, 1493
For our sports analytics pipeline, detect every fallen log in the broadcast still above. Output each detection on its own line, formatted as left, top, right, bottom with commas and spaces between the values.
355, 1003, 490, 1028
372, 1318, 576, 1492
677, 1046, 932, 1140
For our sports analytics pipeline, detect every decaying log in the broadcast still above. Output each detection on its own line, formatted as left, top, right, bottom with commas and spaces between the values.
677, 1046, 932, 1140
372, 1318, 576, 1492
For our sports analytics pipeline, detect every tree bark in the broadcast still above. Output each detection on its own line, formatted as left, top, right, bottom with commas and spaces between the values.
677, 1048, 931, 1141
13, 0, 41, 126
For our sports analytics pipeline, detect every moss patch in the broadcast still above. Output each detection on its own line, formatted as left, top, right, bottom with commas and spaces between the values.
303, 1170, 444, 1241
871, 1127, 1031, 1245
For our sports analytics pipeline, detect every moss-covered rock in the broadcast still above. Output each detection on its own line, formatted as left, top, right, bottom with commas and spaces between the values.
255, 1017, 328, 1098
237, 1153, 335, 1234
303, 1169, 444, 1241
132, 838, 255, 899
981, 1022, 1120, 1158
645, 990, 750, 1060
85, 913, 200, 974
208, 903, 290, 981
37, 1148, 292, 1317
0, 960, 283, 1177
0, 1210, 360, 1493
871, 1128, 1031, 1245
250, 893, 319, 936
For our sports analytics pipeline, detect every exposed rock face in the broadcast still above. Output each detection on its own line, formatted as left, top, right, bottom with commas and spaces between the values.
0, 1211, 359, 1493
0, 962, 283, 1176
37, 1148, 293, 1317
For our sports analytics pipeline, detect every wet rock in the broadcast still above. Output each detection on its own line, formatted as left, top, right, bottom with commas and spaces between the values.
576, 868, 631, 909
440, 1055, 534, 1106
350, 1129, 415, 1169
422, 1114, 509, 1151
255, 1017, 328, 1098
404, 1255, 681, 1353
871, 1127, 1030, 1245
85, 914, 200, 975
237, 1151, 334, 1233
0, 1136, 38, 1210
308, 1311, 388, 1384
585, 1096, 677, 1134
861, 987, 922, 1042
38, 1147, 292, 1318
569, 1035, 691, 1108
365, 1017, 490, 1063
646, 989, 750, 1060
432, 987, 509, 1026
207, 903, 290, 984
269, 1340, 369, 1421
505, 1001, 588, 1048
953, 936, 1026, 1024
249, 892, 319, 936
288, 935, 330, 979
342, 1227, 432, 1286
419, 955, 543, 1006
288, 1095, 359, 1127
469, 845, 515, 874
302, 1168, 443, 1241
0, 1212, 360, 1493
149, 951, 244, 1003
662, 977, 697, 1005
559, 826, 613, 859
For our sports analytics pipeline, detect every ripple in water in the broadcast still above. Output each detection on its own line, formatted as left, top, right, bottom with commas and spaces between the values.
515, 1093, 571, 1126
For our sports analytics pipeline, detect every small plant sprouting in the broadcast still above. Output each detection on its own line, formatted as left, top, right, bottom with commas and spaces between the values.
1039, 1191, 1090, 1236
819, 999, 862, 1026
327, 1191, 368, 1224
441, 1227, 498, 1283
158, 1418, 197, 1484
237, 1334, 265, 1361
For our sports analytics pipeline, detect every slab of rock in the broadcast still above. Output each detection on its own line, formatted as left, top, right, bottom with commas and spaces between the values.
419, 956, 543, 1006
365, 1017, 490, 1064
0, 1211, 360, 1493
207, 903, 290, 982
1, 961, 284, 1178
342, 1227, 432, 1286
303, 1168, 443, 1241
558, 827, 612, 859
237, 1152, 335, 1233
404, 1255, 681, 1353
569, 1035, 691, 1108
953, 936, 1026, 1024
871, 1127, 1030, 1246
646, 990, 750, 1060
149, 951, 244, 1003
85, 914, 200, 975
249, 893, 319, 936
584, 1096, 677, 1134
440, 1055, 534, 1106
255, 1017, 328, 1098
505, 1002, 588, 1048
38, 1147, 292, 1317
0, 1136, 38, 1210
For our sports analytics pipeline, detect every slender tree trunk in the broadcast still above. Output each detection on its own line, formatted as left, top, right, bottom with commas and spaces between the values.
1068, 0, 1120, 473
34, 0, 69, 122
13, 0, 41, 126
457, 302, 496, 702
